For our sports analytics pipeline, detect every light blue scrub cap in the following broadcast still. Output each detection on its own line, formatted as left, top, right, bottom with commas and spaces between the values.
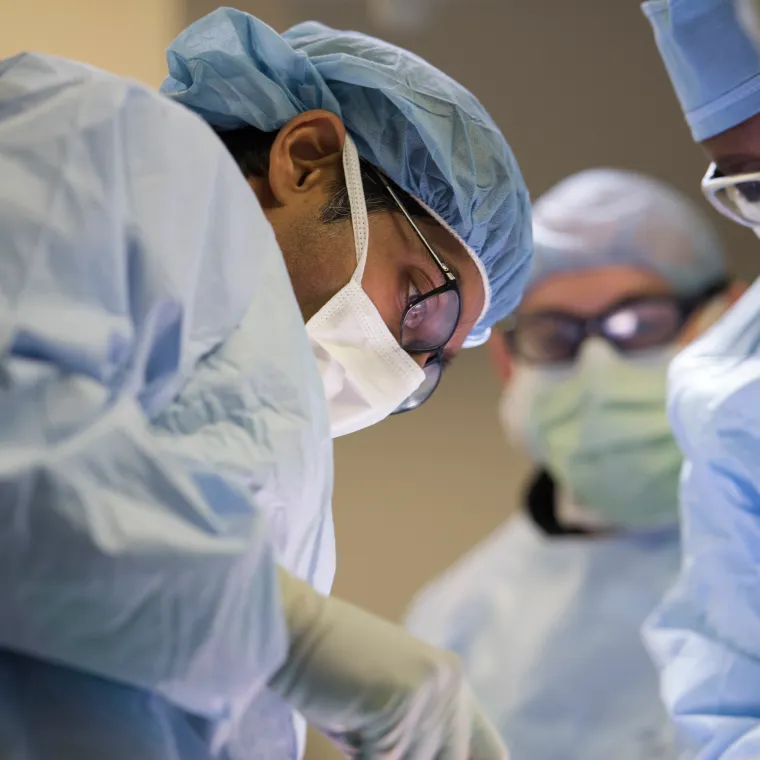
642, 0, 760, 141
528, 169, 726, 296
161, 7, 532, 347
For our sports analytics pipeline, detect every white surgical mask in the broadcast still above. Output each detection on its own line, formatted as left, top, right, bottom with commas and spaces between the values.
306, 135, 425, 438
500, 340, 682, 530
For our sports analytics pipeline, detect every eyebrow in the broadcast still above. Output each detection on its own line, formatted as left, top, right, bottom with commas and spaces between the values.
521, 293, 675, 323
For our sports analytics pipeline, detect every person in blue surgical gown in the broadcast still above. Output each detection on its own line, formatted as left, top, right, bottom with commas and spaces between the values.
406, 168, 743, 760
0, 8, 532, 759
638, 1, 760, 757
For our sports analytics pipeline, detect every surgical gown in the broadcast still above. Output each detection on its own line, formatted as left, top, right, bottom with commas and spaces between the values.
644, 277, 760, 760
0, 52, 335, 759
406, 513, 681, 760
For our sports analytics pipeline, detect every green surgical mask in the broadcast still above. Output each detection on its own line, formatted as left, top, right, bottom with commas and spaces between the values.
500, 340, 682, 530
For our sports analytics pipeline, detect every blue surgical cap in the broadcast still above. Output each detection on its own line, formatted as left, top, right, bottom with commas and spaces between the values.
643, 0, 760, 141
161, 7, 532, 347
528, 169, 726, 296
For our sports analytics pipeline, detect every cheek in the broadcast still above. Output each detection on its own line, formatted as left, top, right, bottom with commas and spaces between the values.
360, 245, 403, 339
359, 219, 407, 340
281, 218, 357, 322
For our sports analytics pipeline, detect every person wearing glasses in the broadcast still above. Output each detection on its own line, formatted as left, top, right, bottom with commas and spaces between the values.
406, 168, 742, 760
641, 1, 760, 757
0, 8, 530, 760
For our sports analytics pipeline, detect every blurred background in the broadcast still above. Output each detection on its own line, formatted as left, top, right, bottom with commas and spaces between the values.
3, 1, 758, 758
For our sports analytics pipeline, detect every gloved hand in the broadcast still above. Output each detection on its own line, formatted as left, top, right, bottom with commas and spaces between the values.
269, 568, 508, 760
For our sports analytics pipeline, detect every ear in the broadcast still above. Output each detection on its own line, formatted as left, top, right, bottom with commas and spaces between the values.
488, 328, 515, 385
724, 279, 749, 306
268, 110, 346, 205
678, 279, 749, 346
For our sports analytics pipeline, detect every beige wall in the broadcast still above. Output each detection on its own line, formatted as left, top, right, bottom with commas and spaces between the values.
2, 0, 182, 87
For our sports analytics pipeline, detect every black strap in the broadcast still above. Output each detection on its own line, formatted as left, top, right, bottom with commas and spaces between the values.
524, 469, 591, 537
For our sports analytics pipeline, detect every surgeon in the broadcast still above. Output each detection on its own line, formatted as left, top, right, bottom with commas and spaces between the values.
639, 1, 760, 757
0, 7, 530, 759
406, 168, 741, 760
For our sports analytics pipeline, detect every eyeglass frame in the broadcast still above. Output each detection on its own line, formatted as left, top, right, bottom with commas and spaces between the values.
503, 279, 729, 364
368, 168, 462, 413
701, 162, 760, 227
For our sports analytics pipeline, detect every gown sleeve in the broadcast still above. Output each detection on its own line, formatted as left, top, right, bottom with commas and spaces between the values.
0, 52, 287, 719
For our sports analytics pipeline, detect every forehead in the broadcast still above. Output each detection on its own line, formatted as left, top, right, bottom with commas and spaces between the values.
520, 265, 674, 316
704, 111, 760, 173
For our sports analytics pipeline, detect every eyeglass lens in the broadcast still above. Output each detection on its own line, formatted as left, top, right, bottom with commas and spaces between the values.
401, 287, 461, 353
393, 356, 443, 414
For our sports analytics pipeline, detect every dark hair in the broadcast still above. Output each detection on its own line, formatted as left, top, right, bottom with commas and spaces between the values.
525, 469, 591, 537
215, 125, 430, 224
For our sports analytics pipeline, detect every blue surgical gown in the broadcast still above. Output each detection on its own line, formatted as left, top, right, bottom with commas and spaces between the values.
0, 52, 335, 759
644, 277, 760, 760
406, 513, 681, 760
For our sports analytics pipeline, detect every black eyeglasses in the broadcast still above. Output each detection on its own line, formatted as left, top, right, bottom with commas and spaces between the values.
370, 170, 462, 414
504, 280, 727, 365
